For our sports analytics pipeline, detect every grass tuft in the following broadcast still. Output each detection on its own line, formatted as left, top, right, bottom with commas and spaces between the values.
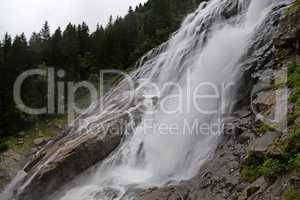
284, 188, 300, 200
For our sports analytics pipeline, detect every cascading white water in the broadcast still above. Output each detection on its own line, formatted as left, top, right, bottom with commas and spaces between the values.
1, 0, 282, 200
45, 0, 276, 199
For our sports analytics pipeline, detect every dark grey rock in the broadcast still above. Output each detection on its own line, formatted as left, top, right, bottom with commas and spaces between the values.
248, 131, 282, 153
15, 120, 124, 200
135, 2, 294, 200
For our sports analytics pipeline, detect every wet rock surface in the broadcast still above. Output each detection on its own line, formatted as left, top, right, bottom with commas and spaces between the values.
137, 1, 298, 200
15, 120, 124, 200
137, 110, 252, 200
248, 131, 282, 153
2, 1, 300, 200
0, 151, 26, 192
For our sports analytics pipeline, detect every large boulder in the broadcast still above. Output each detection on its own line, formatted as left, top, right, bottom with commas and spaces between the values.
14, 120, 124, 200
248, 131, 282, 154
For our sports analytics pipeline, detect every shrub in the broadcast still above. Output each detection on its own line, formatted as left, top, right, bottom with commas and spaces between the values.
240, 62, 300, 182
256, 123, 276, 135
258, 159, 286, 178
241, 165, 260, 182
284, 189, 300, 200
290, 154, 300, 169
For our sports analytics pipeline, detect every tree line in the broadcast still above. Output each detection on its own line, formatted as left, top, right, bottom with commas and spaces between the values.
0, 0, 203, 138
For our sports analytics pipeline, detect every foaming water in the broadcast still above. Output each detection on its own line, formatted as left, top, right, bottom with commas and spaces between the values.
0, 0, 285, 200
53, 1, 275, 199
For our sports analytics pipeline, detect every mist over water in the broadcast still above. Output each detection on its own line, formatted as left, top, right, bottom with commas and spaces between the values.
1, 0, 283, 200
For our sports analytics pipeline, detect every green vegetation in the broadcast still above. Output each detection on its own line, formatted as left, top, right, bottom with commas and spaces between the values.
241, 157, 292, 182
241, 122, 300, 182
288, 64, 300, 107
0, 0, 204, 139
286, 0, 300, 15
284, 188, 300, 200
255, 123, 276, 136
241, 63, 300, 184
258, 159, 286, 178
287, 62, 300, 158
293, 154, 300, 168
241, 154, 295, 182
242, 0, 300, 180
241, 153, 264, 182
241, 165, 260, 182
0, 116, 67, 155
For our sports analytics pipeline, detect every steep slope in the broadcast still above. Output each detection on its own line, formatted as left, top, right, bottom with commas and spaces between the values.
1, 0, 299, 200
137, 0, 300, 199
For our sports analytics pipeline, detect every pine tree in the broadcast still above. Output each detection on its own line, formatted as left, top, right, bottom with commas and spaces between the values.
40, 21, 50, 41
91, 25, 105, 70
48, 27, 63, 67
0, 0, 204, 138
10, 33, 28, 69
0, 41, 3, 65
29, 32, 43, 65
129, 6, 133, 14
108, 15, 114, 27
0, 41, 4, 102
40, 21, 51, 63
78, 22, 90, 55
62, 23, 80, 79
3, 33, 12, 62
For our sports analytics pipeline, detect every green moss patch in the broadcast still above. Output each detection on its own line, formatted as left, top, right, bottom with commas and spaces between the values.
241, 62, 300, 182
284, 188, 300, 200
255, 123, 276, 136
0, 116, 67, 156
286, 0, 300, 16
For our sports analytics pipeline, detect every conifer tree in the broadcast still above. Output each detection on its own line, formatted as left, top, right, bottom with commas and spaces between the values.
0, 0, 204, 138
40, 21, 50, 41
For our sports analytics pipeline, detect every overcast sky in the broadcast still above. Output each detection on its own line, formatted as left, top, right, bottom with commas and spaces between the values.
0, 0, 147, 38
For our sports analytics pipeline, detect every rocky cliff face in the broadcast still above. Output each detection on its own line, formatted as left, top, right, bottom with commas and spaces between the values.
136, 1, 300, 200
4, 119, 125, 200
2, 1, 300, 200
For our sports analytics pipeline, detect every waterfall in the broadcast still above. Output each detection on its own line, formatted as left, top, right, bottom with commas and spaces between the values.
1, 0, 287, 200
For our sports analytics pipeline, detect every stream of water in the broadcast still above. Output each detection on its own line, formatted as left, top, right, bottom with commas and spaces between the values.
1, 0, 286, 199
